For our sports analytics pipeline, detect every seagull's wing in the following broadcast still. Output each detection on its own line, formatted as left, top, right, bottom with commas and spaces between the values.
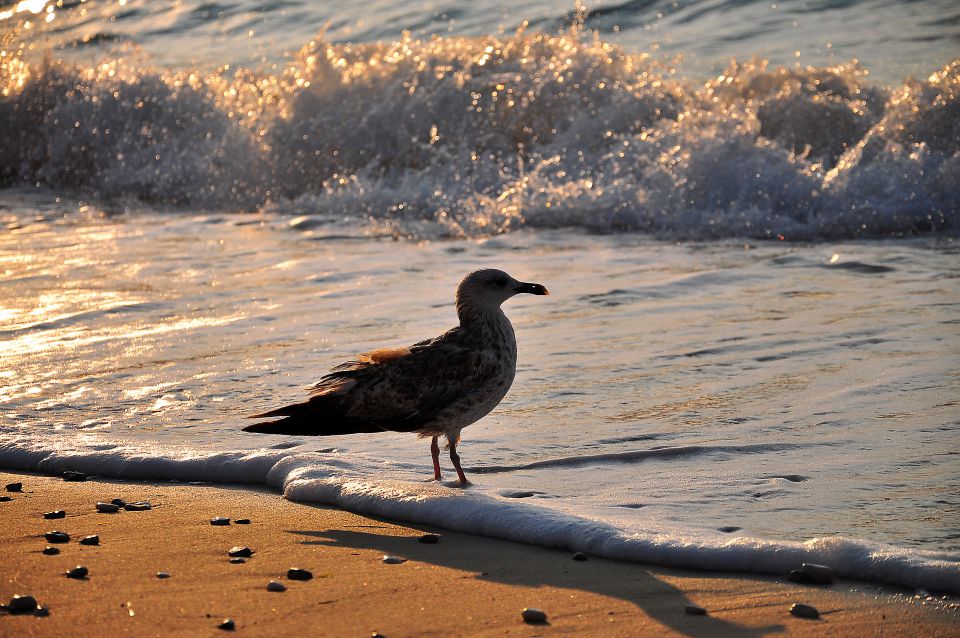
328, 327, 494, 432
246, 327, 493, 436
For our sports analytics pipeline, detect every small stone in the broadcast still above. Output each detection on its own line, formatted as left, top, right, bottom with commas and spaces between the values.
371, 633, 386, 638
788, 569, 813, 584
717, 526, 742, 533
5, 482, 22, 492
685, 604, 708, 616
0, 496, 12, 502
44, 510, 66, 519
228, 546, 253, 558
572, 552, 588, 561
229, 558, 246, 564
34, 606, 50, 617
801, 563, 834, 585
42, 546, 60, 555
79, 535, 100, 546
45, 531, 70, 543
62, 471, 86, 482
382, 555, 406, 564
234, 518, 251, 524
266, 581, 286, 592
210, 516, 230, 526
418, 533, 440, 544
110, 498, 126, 507
6, 594, 39, 614
157, 572, 170, 579
789, 603, 820, 619
66, 565, 89, 579
287, 568, 313, 581
124, 501, 151, 511
96, 502, 120, 513
521, 607, 548, 624
218, 618, 235, 631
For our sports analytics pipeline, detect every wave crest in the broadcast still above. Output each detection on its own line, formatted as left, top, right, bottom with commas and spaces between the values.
1, 24, 957, 239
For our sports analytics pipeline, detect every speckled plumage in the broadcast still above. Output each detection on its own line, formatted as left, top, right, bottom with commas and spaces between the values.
243, 269, 549, 485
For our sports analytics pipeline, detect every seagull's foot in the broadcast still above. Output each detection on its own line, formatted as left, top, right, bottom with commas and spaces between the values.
457, 478, 472, 488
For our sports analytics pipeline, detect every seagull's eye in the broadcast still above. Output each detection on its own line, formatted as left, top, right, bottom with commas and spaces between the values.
491, 277, 508, 288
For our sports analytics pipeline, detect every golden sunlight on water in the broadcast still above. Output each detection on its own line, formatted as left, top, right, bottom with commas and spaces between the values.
0, 212, 247, 407
0, 0, 54, 23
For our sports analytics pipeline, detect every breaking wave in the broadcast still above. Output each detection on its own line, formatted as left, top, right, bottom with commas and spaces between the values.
1, 13, 957, 239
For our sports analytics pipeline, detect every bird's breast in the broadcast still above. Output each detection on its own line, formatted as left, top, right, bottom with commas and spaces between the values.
440, 314, 518, 430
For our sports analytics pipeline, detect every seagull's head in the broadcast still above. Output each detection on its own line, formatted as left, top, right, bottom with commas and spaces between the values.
456, 269, 549, 318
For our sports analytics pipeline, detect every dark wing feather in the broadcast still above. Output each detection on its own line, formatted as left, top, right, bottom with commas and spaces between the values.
333, 327, 491, 432
246, 326, 491, 436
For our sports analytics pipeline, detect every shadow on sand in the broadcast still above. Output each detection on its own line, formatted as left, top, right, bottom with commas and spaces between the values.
288, 517, 783, 637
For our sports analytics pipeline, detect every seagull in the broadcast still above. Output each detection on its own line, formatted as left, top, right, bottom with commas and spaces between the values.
243, 269, 549, 486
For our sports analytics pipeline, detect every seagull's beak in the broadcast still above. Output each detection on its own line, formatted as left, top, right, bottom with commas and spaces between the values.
515, 282, 549, 296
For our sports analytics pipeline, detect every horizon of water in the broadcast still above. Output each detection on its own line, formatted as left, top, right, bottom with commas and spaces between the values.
1, 0, 959, 594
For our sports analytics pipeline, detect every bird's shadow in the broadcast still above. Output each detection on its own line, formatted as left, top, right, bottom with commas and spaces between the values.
287, 517, 783, 638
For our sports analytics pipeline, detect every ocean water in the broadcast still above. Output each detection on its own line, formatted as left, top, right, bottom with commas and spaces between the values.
1, 0, 959, 593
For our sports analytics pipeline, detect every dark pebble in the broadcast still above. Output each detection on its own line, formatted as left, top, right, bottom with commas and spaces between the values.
110, 498, 126, 507
124, 501, 151, 511
371, 633, 387, 638
266, 581, 286, 592
44, 510, 66, 519
717, 526, 742, 533
801, 563, 834, 585
218, 618, 235, 631
521, 607, 548, 624
6, 594, 39, 614
62, 471, 86, 482
572, 552, 588, 561
685, 604, 708, 616
66, 566, 89, 579
788, 569, 813, 584
34, 606, 50, 617
45, 531, 70, 543
229, 558, 246, 564
287, 568, 313, 581
789, 603, 820, 619
157, 572, 171, 579
0, 496, 12, 502
234, 519, 251, 525
382, 555, 405, 564
96, 502, 120, 513
228, 546, 254, 558
42, 546, 60, 555
79, 535, 100, 546
210, 517, 230, 526
418, 533, 440, 544
5, 482, 22, 492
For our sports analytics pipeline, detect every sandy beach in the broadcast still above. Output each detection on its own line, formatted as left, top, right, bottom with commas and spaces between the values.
1, 470, 956, 637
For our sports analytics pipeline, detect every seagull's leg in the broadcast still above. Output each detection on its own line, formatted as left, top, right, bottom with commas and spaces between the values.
430, 436, 442, 481
448, 439, 470, 486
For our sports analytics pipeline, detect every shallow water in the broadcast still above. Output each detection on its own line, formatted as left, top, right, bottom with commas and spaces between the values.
1, 0, 958, 592
2, 203, 958, 565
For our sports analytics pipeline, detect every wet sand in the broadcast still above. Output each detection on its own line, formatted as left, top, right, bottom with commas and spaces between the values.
1, 470, 957, 637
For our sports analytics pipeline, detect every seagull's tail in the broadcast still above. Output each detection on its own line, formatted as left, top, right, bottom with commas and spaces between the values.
242, 400, 382, 436
241, 416, 315, 436
247, 403, 307, 420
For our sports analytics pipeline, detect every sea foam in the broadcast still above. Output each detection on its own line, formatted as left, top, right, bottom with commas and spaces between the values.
2, 430, 957, 594
1, 21, 957, 240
